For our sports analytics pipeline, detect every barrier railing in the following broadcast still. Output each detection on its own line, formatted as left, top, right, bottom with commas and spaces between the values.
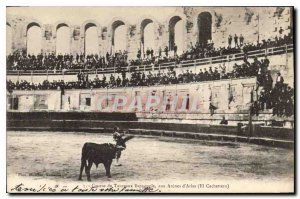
7, 44, 293, 76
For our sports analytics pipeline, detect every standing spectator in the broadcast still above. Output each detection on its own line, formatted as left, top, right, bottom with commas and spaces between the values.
263, 72, 273, 92
234, 34, 238, 48
137, 49, 141, 59
270, 88, 279, 116
265, 90, 272, 109
77, 71, 81, 82
252, 57, 261, 75
209, 66, 213, 76
158, 47, 162, 57
219, 64, 227, 79
277, 92, 285, 116
239, 34, 244, 46
257, 66, 264, 85
279, 27, 284, 38
150, 48, 154, 58
174, 44, 178, 56
146, 48, 151, 58
275, 72, 284, 88
285, 86, 294, 116
263, 56, 270, 68
164, 46, 169, 57
228, 35, 232, 47
106, 52, 110, 63
76, 54, 79, 63
203, 68, 209, 81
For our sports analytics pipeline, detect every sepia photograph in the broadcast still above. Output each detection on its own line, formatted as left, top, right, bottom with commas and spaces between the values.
5, 5, 294, 193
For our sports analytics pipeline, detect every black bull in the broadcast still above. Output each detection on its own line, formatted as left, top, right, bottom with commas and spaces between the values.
78, 135, 134, 181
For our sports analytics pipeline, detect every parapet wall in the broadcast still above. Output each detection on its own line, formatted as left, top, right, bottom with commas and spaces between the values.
6, 113, 294, 148
7, 77, 257, 114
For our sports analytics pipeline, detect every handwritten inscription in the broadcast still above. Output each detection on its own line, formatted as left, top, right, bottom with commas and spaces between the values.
10, 182, 230, 193
10, 183, 161, 193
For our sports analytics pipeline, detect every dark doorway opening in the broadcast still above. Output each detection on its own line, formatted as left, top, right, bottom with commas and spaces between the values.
198, 12, 212, 45
169, 16, 182, 51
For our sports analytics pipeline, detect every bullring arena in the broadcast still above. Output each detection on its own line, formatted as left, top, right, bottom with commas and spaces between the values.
6, 7, 294, 193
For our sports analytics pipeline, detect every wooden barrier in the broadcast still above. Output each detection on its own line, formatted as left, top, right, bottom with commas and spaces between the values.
7, 112, 294, 149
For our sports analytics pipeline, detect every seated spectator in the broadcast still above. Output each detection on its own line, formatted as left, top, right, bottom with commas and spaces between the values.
258, 89, 267, 110
275, 72, 284, 88
263, 72, 273, 92
220, 116, 228, 125
209, 103, 217, 116
251, 101, 259, 116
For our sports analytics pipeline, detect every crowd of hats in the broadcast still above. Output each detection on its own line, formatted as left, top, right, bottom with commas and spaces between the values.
6, 33, 292, 73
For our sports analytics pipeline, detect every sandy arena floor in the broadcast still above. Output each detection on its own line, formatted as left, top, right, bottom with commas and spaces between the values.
7, 131, 294, 193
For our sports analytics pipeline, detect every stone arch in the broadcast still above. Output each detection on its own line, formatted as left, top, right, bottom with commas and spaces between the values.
136, 16, 160, 56
55, 22, 72, 55
6, 22, 13, 55
6, 17, 13, 26
26, 22, 43, 55
140, 19, 154, 45
165, 13, 187, 51
108, 17, 129, 53
28, 22, 41, 29
136, 16, 160, 41
81, 21, 101, 55
23, 19, 43, 37
166, 12, 187, 23
168, 15, 185, 51
81, 20, 101, 37
109, 17, 129, 33
111, 20, 125, 48
195, 11, 213, 44
53, 21, 72, 38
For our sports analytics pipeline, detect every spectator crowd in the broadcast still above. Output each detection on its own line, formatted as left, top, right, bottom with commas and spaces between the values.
251, 72, 294, 117
6, 32, 294, 117
7, 33, 293, 72
7, 54, 272, 90
6, 50, 129, 72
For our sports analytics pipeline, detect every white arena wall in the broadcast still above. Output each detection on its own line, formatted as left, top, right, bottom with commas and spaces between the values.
7, 77, 256, 114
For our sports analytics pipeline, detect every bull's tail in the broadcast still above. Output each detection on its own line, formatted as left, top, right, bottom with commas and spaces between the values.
78, 143, 88, 180
81, 143, 89, 163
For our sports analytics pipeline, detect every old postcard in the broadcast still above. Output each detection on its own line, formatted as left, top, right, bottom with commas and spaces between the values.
6, 6, 294, 193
